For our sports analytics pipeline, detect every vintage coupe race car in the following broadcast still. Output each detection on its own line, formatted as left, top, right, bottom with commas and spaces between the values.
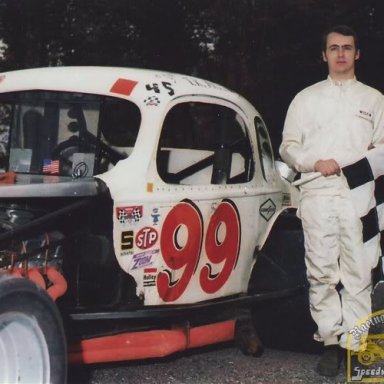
0, 67, 305, 383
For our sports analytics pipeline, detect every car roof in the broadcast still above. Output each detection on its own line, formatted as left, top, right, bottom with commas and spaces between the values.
0, 66, 250, 110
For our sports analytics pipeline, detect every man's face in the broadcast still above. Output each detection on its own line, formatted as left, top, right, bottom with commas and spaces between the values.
322, 32, 360, 79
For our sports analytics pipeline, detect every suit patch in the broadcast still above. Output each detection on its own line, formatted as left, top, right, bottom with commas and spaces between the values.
357, 109, 373, 122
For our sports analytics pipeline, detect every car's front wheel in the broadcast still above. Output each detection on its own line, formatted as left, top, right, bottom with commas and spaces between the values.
0, 274, 67, 384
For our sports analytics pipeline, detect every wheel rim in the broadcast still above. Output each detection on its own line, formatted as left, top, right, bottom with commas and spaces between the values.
0, 311, 50, 383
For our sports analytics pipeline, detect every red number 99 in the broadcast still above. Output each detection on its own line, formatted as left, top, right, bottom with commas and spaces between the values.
157, 200, 203, 302
200, 200, 240, 294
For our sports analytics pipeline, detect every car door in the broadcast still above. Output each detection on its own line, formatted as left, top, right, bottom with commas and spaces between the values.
125, 97, 280, 305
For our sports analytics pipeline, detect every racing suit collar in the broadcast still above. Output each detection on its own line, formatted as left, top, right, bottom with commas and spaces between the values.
327, 75, 357, 88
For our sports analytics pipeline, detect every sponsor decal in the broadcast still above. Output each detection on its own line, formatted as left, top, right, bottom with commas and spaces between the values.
110, 78, 138, 96
72, 153, 95, 178
116, 206, 143, 225
282, 193, 291, 207
121, 230, 134, 251
143, 267, 157, 287
136, 227, 158, 250
130, 249, 159, 270
259, 199, 276, 221
151, 208, 160, 225
121, 250, 134, 256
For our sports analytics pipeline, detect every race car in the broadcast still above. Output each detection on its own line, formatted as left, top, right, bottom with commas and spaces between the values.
0, 66, 305, 383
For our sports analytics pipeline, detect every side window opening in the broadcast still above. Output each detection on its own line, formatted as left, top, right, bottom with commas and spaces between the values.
157, 102, 254, 185
255, 116, 275, 181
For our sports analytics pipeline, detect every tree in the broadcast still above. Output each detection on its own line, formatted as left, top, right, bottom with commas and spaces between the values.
0, 0, 383, 151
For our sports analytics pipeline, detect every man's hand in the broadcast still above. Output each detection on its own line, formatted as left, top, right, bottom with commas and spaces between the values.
314, 159, 341, 176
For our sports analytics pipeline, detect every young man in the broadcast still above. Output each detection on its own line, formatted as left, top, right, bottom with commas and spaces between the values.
279, 25, 384, 377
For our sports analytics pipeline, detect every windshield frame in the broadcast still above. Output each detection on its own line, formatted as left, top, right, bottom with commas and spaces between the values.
0, 90, 141, 178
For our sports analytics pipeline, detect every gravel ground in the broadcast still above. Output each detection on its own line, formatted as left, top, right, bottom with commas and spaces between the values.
68, 343, 348, 384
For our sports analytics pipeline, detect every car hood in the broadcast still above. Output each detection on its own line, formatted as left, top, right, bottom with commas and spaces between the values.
0, 174, 101, 198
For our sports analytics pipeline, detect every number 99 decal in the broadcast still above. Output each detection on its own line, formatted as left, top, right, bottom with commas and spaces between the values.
157, 201, 203, 302
200, 201, 240, 293
158, 199, 240, 302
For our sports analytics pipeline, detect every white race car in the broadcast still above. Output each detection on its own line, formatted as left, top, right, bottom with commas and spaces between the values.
0, 66, 303, 383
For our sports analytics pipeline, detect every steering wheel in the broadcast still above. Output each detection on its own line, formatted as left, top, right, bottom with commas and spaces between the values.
52, 134, 127, 176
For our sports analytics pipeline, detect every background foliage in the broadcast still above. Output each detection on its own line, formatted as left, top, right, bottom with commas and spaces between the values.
0, 0, 383, 151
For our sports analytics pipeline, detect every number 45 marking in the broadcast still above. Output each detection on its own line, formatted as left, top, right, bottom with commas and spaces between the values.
157, 199, 241, 302
145, 81, 175, 96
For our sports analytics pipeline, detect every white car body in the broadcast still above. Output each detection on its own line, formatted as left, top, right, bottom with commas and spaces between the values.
0, 66, 295, 306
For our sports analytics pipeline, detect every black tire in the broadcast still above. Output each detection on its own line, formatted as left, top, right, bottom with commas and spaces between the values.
0, 274, 67, 384
252, 291, 321, 354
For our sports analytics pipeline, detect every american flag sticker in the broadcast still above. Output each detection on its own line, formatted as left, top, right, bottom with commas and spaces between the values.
42, 159, 60, 175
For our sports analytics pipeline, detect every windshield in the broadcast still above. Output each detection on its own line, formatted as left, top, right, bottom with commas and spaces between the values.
0, 91, 141, 177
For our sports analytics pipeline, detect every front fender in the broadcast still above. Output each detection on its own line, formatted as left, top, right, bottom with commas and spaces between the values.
248, 207, 306, 294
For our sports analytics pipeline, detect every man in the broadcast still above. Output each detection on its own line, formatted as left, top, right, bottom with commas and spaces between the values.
279, 25, 384, 377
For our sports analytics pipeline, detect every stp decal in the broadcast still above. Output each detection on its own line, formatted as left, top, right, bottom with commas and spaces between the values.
157, 199, 241, 302
136, 227, 159, 250
116, 205, 143, 225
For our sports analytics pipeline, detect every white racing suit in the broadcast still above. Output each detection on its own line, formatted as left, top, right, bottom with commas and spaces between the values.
279, 76, 384, 350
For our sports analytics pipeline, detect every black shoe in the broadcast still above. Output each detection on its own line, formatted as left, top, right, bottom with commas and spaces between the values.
316, 345, 343, 377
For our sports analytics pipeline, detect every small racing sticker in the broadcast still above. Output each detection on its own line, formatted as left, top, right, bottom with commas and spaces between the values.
136, 227, 159, 250
151, 208, 160, 225
143, 267, 157, 287
121, 230, 134, 255
116, 206, 143, 225
259, 199, 276, 221
144, 96, 160, 106
130, 249, 159, 271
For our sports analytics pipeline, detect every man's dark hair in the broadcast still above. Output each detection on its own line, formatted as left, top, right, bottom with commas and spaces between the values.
322, 25, 359, 52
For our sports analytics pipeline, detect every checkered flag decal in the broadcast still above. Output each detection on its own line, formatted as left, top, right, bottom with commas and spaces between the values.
132, 207, 142, 222
118, 209, 128, 224
342, 146, 384, 276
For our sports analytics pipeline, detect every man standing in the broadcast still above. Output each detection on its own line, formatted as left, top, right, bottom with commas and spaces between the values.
279, 25, 384, 377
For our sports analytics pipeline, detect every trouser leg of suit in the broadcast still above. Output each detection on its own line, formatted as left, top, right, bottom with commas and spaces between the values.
300, 191, 376, 350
